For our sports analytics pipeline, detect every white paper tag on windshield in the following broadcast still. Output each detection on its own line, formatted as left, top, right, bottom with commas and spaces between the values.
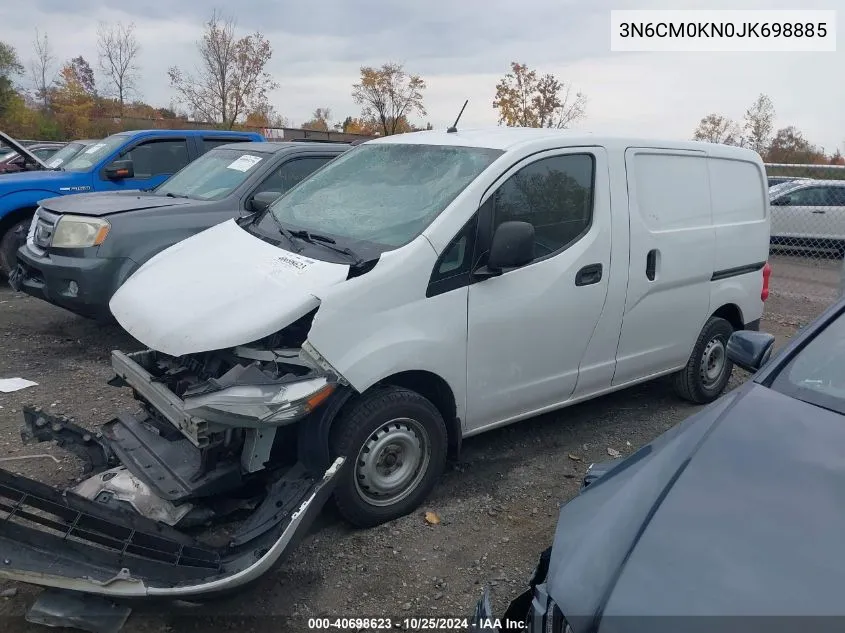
271, 253, 315, 276
227, 155, 262, 172
48, 158, 63, 168
84, 143, 106, 154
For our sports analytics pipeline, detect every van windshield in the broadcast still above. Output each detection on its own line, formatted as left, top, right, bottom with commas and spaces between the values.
268, 143, 503, 248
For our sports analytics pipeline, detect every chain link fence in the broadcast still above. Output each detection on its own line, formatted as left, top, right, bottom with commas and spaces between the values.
765, 163, 845, 322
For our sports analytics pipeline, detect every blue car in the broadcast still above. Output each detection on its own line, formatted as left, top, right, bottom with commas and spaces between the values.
0, 128, 264, 275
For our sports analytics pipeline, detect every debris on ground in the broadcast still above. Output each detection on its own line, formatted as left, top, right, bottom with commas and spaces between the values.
1, 587, 18, 598
567, 453, 582, 461
424, 511, 441, 525
607, 447, 621, 458
25, 589, 131, 633
0, 378, 38, 393
0, 454, 60, 464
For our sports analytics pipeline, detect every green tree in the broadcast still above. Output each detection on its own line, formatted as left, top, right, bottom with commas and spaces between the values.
0, 41, 24, 116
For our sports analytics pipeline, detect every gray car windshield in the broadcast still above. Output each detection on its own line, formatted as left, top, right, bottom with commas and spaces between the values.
62, 135, 130, 172
771, 310, 845, 416
268, 143, 503, 248
156, 148, 267, 200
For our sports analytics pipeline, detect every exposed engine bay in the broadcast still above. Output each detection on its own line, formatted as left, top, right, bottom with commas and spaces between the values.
0, 312, 347, 597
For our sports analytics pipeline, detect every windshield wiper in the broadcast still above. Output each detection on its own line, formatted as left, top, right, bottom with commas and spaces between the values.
164, 192, 191, 199
288, 229, 365, 266
265, 213, 302, 252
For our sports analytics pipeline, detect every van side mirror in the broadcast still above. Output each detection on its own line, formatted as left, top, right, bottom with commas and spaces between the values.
489, 221, 535, 268
473, 221, 535, 280
105, 159, 134, 180
726, 330, 775, 373
247, 190, 282, 214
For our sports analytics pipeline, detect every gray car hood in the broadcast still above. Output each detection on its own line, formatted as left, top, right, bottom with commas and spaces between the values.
545, 383, 845, 632
40, 191, 196, 217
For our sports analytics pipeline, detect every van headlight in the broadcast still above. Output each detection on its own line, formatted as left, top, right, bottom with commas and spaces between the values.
182, 376, 337, 425
52, 215, 111, 247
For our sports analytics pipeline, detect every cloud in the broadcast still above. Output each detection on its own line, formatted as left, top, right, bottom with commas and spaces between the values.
0, 0, 842, 151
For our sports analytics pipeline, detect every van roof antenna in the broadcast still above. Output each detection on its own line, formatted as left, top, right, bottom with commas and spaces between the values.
447, 100, 468, 133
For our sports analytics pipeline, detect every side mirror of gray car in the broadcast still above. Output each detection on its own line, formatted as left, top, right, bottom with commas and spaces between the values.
248, 191, 282, 214
727, 330, 776, 373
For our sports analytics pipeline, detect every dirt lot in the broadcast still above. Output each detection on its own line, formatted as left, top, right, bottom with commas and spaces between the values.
0, 254, 838, 632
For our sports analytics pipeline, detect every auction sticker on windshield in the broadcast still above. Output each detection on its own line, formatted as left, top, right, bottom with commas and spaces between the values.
48, 158, 63, 168
272, 253, 315, 275
84, 143, 106, 154
227, 154, 263, 172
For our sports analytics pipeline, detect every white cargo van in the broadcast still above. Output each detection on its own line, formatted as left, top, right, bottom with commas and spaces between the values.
2, 129, 770, 598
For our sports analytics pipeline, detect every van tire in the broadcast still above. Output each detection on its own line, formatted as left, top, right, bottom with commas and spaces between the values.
330, 386, 448, 528
0, 218, 29, 277
673, 316, 734, 404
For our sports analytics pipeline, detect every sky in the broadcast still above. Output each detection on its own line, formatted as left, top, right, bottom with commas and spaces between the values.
0, 0, 842, 152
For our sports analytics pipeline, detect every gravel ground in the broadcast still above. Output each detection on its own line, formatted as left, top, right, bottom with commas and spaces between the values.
0, 254, 837, 633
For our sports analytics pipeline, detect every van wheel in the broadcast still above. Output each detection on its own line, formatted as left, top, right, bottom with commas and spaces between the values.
673, 316, 734, 404
0, 218, 30, 277
330, 386, 448, 528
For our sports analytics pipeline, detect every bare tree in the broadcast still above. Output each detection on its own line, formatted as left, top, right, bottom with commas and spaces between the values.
352, 63, 426, 136
97, 21, 140, 115
168, 10, 279, 129
30, 29, 55, 110
692, 113, 742, 145
743, 93, 775, 155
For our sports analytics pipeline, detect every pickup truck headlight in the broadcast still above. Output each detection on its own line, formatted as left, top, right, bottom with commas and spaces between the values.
52, 215, 111, 248
182, 375, 336, 426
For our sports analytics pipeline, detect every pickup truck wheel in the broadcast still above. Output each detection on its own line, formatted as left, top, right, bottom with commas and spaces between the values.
330, 386, 448, 528
673, 316, 734, 404
0, 218, 30, 277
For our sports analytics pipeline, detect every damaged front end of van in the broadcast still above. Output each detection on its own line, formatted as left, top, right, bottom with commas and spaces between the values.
0, 222, 363, 598
0, 318, 349, 598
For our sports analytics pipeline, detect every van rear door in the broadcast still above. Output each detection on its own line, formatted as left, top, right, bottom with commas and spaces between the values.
613, 148, 715, 385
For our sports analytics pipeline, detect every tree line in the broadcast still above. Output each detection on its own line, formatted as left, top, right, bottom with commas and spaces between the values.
692, 94, 844, 165
0, 10, 589, 142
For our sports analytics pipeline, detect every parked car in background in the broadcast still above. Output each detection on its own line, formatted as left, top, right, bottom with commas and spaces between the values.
471, 296, 845, 633
11, 141, 349, 319
769, 179, 845, 254
42, 138, 100, 170
0, 128, 265, 276
767, 175, 811, 188
0, 141, 66, 174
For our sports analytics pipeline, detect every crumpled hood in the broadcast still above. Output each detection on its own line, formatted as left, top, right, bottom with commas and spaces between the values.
109, 219, 350, 356
544, 383, 845, 630
41, 190, 195, 217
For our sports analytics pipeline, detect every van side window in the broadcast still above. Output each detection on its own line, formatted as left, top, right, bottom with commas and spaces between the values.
426, 215, 479, 297
491, 154, 594, 258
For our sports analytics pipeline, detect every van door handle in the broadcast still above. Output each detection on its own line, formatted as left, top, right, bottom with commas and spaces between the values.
811, 210, 826, 214
646, 249, 658, 281
575, 263, 603, 286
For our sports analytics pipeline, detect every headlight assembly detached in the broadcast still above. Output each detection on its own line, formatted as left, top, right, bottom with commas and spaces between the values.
52, 214, 111, 248
182, 375, 336, 426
